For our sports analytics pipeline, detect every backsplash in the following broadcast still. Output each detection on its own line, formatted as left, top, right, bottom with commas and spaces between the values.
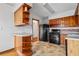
14, 25, 32, 34
60, 29, 79, 34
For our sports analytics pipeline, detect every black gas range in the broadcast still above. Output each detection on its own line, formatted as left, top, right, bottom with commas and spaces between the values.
48, 29, 60, 45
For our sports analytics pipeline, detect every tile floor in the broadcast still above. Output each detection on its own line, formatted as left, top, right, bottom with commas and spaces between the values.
33, 41, 66, 56
0, 41, 66, 56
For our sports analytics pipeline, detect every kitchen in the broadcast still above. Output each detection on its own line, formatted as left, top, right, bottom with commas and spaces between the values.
0, 3, 79, 56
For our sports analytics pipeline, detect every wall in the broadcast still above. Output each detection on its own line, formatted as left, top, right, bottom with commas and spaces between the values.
0, 4, 14, 52
30, 13, 48, 39
30, 12, 43, 24
41, 17, 48, 24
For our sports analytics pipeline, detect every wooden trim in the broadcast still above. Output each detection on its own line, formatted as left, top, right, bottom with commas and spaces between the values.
23, 3, 32, 9
75, 3, 79, 15
14, 36, 16, 49
14, 3, 31, 14
0, 48, 15, 54
65, 40, 68, 56
32, 37, 39, 42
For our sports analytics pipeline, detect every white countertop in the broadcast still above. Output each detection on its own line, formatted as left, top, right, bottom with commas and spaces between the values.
65, 37, 79, 40
65, 34, 79, 40
50, 27, 79, 29
14, 33, 32, 36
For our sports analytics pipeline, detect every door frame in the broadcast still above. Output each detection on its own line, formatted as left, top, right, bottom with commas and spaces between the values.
32, 18, 40, 41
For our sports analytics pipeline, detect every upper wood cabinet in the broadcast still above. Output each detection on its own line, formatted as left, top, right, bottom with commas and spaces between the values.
77, 4, 79, 26
14, 3, 31, 26
49, 16, 78, 27
49, 19, 60, 27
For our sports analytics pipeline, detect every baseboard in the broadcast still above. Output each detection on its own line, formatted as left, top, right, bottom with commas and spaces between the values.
0, 48, 15, 54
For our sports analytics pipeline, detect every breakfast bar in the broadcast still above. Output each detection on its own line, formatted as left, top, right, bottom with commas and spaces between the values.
65, 36, 79, 56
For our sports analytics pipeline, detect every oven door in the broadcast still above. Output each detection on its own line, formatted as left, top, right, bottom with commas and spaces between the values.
49, 33, 60, 45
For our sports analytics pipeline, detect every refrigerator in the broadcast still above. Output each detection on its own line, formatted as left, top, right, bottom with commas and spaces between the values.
40, 24, 49, 42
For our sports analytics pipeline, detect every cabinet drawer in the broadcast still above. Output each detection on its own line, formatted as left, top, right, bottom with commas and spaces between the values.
22, 49, 32, 56
23, 36, 31, 42
22, 38, 31, 42
22, 49, 32, 52
22, 46, 32, 50
22, 43, 32, 48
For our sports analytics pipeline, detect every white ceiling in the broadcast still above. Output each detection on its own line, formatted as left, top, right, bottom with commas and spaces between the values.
48, 3, 77, 13
5, 3, 77, 18
5, 3, 16, 7
30, 3, 52, 18
30, 3, 77, 18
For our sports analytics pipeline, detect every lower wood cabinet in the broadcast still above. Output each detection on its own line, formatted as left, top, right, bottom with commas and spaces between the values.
65, 39, 79, 56
15, 35, 32, 56
60, 34, 66, 45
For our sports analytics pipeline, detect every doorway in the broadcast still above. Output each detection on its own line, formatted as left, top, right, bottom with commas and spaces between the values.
32, 18, 40, 42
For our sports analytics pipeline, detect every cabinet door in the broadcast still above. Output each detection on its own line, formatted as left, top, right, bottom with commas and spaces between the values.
78, 15, 79, 26
22, 36, 32, 56
67, 40, 75, 56
14, 6, 23, 25
60, 34, 66, 45
74, 41, 79, 55
22, 36, 31, 42
49, 19, 60, 27
67, 40, 79, 56
78, 4, 79, 15
69, 16, 76, 27
75, 15, 79, 26
22, 36, 32, 50
60, 18, 66, 27
65, 17, 70, 27
15, 36, 22, 52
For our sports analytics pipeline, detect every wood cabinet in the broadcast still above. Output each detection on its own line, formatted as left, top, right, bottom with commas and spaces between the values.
77, 4, 79, 26
65, 39, 79, 56
14, 3, 31, 26
15, 35, 32, 56
49, 16, 78, 27
75, 3, 79, 16
78, 16, 79, 25
49, 4, 79, 27
60, 34, 66, 45
49, 19, 60, 27
69, 16, 77, 27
